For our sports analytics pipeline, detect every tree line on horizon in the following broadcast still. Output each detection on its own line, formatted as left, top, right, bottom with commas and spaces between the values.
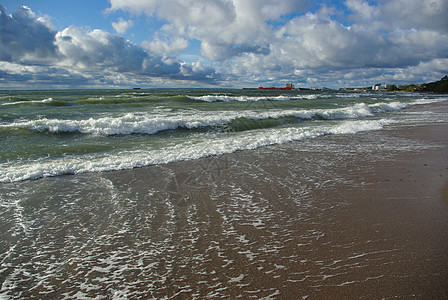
386, 76, 448, 93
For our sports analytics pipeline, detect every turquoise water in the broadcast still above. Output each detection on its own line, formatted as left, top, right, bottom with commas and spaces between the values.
0, 89, 446, 182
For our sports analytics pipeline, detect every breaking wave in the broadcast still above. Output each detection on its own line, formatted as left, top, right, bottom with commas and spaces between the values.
0, 101, 412, 136
1, 98, 68, 106
0, 119, 391, 183
188, 94, 319, 102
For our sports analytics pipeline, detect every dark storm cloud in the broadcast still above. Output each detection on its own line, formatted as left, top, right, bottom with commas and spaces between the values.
0, 5, 58, 63
0, 5, 216, 87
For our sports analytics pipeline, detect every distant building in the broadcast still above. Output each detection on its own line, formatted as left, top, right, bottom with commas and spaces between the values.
372, 83, 387, 91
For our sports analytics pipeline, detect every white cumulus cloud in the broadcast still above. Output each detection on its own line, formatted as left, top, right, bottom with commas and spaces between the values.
0, 5, 216, 88
111, 18, 134, 34
108, 0, 311, 62
142, 37, 189, 55
1, 1, 447, 88
107, 0, 448, 87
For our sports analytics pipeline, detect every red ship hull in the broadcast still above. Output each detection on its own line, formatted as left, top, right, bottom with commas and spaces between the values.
258, 87, 294, 90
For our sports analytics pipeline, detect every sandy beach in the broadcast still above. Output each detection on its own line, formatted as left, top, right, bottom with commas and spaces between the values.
1, 1, 447, 298
1, 101, 447, 298
98, 101, 448, 298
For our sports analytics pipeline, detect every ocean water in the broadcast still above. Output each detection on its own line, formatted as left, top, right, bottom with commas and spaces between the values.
1, 89, 448, 298
1, 89, 446, 183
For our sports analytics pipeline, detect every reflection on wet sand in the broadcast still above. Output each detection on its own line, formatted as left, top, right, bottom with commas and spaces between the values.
1, 118, 448, 298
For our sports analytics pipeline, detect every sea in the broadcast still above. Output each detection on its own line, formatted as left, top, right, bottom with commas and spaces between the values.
1, 88, 446, 183
1, 89, 447, 298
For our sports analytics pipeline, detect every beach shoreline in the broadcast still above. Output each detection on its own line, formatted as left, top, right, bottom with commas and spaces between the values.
101, 101, 448, 298
1, 100, 447, 298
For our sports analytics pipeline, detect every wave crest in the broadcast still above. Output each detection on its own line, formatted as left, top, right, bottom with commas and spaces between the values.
189, 94, 318, 102
0, 119, 392, 183
0, 101, 412, 136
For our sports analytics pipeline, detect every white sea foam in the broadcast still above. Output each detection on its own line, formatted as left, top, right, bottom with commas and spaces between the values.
335, 93, 367, 98
1, 97, 442, 183
0, 100, 410, 136
0, 119, 391, 183
1, 98, 54, 106
188, 94, 318, 102
413, 97, 448, 105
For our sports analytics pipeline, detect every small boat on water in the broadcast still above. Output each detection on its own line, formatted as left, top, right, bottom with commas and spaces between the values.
259, 83, 295, 90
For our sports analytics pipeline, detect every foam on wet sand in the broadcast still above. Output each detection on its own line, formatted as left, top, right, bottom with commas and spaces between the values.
1, 101, 447, 298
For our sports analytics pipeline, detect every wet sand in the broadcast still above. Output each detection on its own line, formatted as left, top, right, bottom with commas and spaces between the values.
1, 102, 447, 299
99, 103, 448, 298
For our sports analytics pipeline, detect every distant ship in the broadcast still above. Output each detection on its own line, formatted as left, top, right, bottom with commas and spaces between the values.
259, 83, 295, 90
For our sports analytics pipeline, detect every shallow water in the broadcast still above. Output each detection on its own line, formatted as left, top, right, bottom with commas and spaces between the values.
1, 89, 446, 182
1, 92, 448, 298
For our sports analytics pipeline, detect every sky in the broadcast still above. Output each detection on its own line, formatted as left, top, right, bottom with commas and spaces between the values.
0, 0, 447, 89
